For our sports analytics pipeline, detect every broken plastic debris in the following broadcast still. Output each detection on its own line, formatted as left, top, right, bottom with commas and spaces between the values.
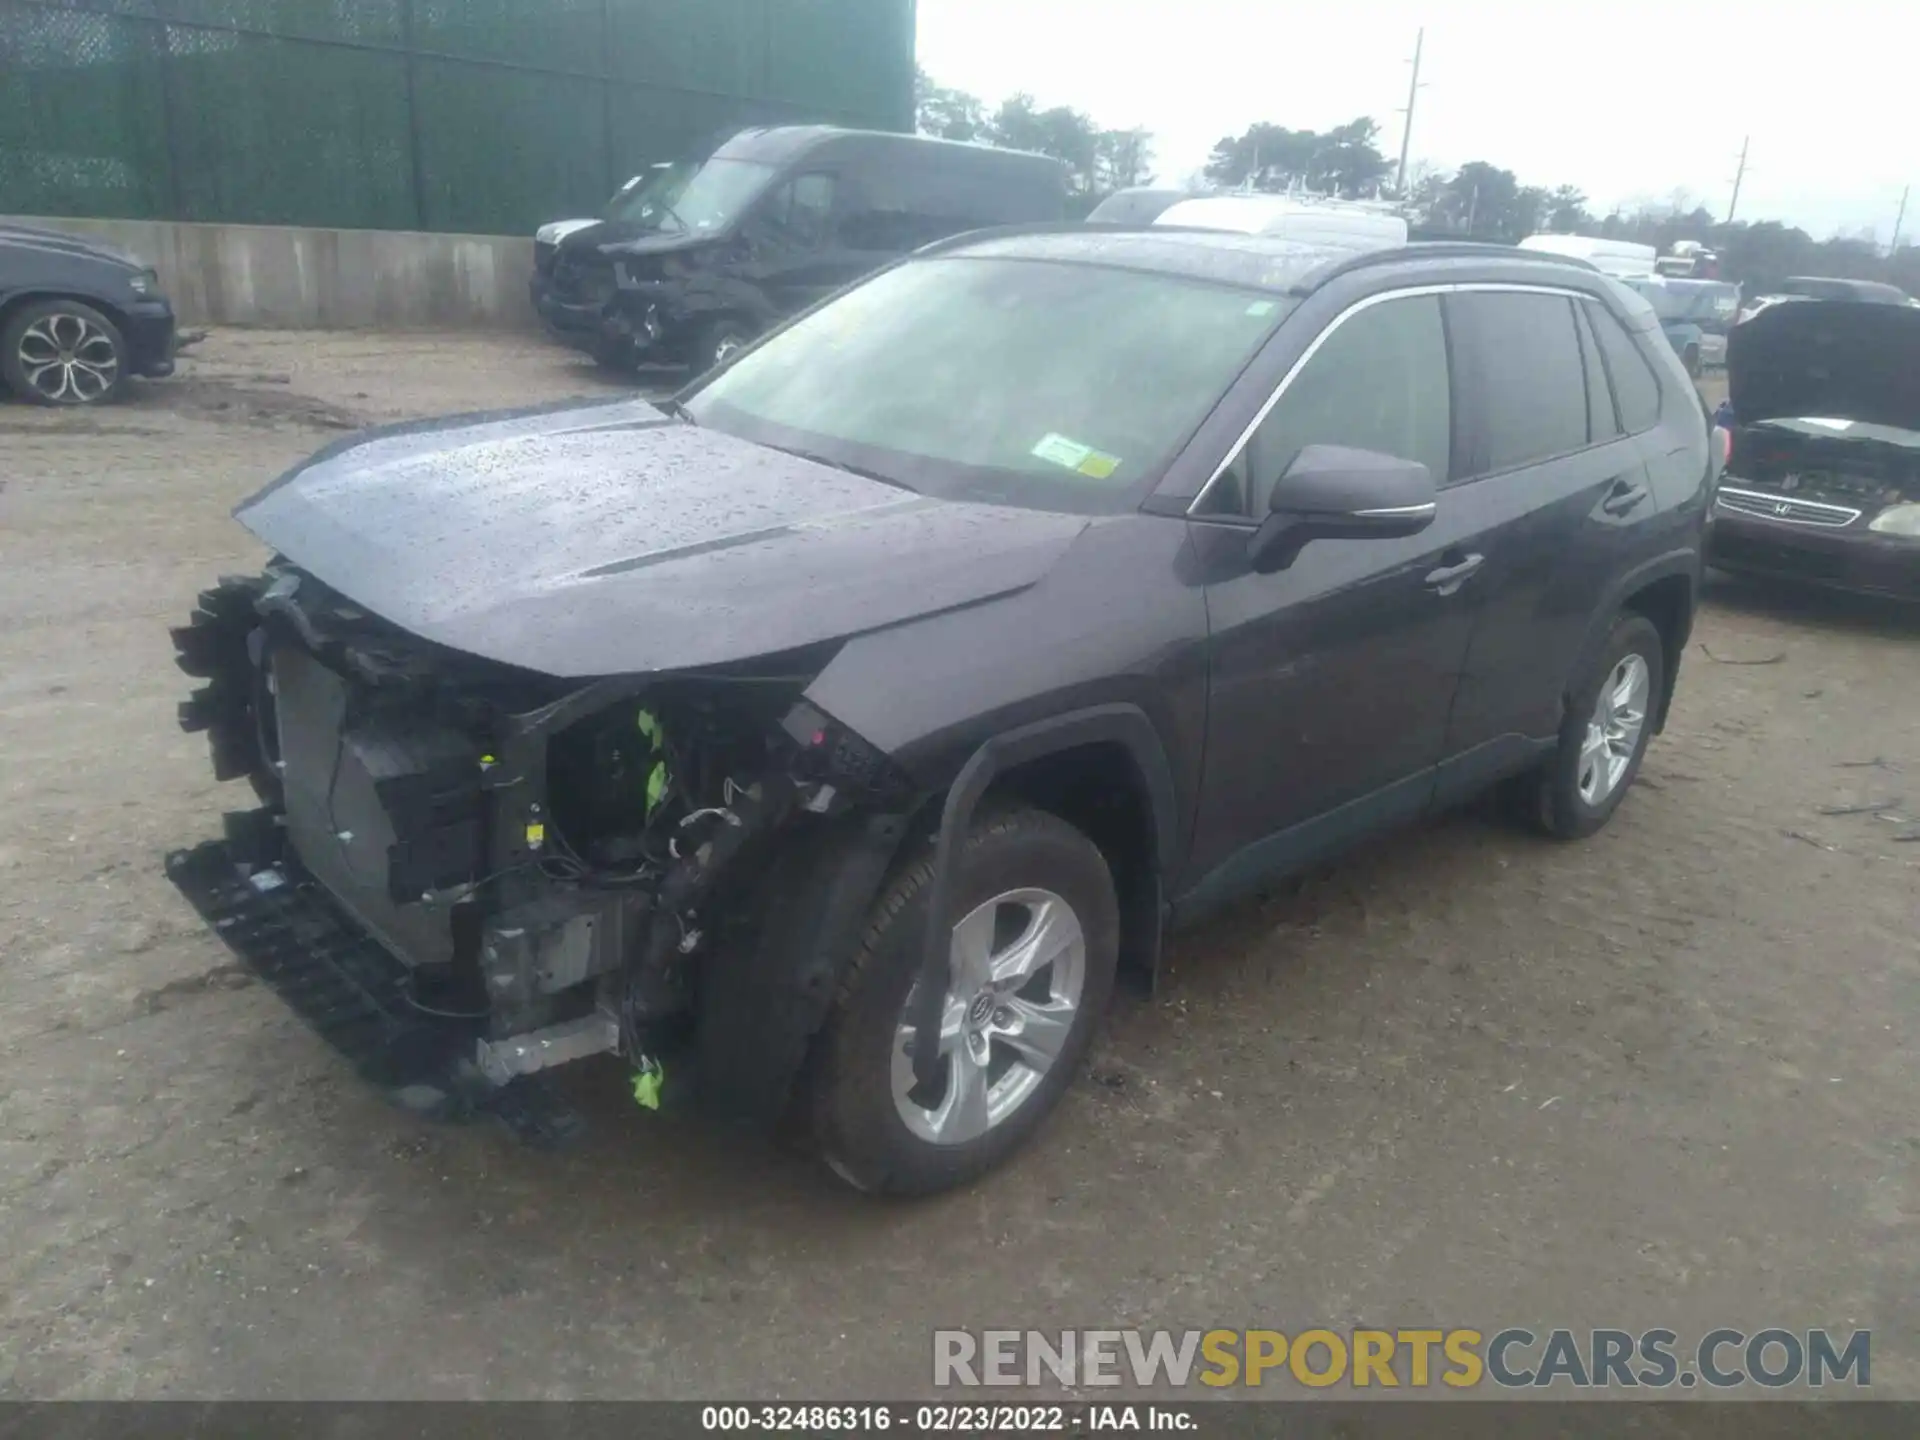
631, 1058, 665, 1111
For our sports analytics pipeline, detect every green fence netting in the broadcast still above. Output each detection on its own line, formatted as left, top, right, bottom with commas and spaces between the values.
0, 0, 915, 234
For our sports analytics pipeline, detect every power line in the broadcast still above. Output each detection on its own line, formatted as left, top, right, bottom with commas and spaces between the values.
1892, 185, 1910, 252
1394, 27, 1426, 195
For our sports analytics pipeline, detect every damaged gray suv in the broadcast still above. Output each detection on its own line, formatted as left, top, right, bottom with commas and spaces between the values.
171, 229, 1711, 1194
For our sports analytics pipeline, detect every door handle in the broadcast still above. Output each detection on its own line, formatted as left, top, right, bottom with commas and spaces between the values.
1601, 481, 1649, 516
1424, 553, 1484, 595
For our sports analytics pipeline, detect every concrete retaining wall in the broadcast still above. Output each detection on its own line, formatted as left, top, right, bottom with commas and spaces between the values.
3, 216, 539, 332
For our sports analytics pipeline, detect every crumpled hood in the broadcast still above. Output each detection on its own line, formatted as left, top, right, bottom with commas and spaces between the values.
1728, 298, 1920, 431
557, 223, 717, 260
234, 398, 1089, 679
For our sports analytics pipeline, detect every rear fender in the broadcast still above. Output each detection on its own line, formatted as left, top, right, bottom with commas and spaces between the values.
1569, 550, 1699, 733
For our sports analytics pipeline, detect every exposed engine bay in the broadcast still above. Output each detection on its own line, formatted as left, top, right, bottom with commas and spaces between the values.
172, 561, 919, 1127
1725, 418, 1920, 515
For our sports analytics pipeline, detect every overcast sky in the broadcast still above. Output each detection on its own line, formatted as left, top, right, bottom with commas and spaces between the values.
916, 0, 1915, 242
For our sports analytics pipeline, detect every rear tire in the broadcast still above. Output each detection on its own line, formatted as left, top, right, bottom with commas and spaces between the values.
808, 806, 1119, 1197
2, 298, 129, 406
1521, 613, 1665, 840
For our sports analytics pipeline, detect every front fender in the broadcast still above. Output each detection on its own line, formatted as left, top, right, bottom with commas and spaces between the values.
906, 703, 1178, 1089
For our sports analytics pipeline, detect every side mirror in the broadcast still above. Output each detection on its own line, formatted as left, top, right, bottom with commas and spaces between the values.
1247, 444, 1437, 573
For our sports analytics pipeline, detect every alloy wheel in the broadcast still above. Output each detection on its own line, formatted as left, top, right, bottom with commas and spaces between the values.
1576, 653, 1650, 806
891, 887, 1086, 1146
17, 311, 121, 404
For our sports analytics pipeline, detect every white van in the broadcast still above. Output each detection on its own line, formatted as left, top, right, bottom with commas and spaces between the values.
1154, 195, 1409, 252
1517, 234, 1657, 279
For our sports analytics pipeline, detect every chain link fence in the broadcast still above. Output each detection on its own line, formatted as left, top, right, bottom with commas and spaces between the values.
0, 0, 915, 235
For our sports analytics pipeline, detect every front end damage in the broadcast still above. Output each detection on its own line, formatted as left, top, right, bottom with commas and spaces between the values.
169, 563, 917, 1140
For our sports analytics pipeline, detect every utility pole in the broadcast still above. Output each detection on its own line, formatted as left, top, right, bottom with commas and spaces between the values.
1394, 27, 1426, 195
1892, 185, 1910, 252
1725, 135, 1749, 223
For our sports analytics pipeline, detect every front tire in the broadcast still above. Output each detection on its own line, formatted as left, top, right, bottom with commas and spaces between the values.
695, 318, 754, 375
809, 807, 1119, 1196
590, 333, 639, 374
1524, 613, 1665, 840
2, 299, 129, 406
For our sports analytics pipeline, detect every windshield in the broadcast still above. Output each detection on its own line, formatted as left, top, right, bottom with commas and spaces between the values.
684, 257, 1287, 512
603, 164, 687, 225
607, 157, 775, 235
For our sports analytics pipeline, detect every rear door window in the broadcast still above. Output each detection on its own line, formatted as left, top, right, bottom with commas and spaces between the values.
1584, 301, 1662, 433
1454, 291, 1590, 474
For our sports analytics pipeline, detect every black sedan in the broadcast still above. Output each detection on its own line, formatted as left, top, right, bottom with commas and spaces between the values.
0, 224, 177, 405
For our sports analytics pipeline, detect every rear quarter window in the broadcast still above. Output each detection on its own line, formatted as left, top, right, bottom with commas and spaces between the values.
1573, 302, 1620, 441
1584, 301, 1663, 434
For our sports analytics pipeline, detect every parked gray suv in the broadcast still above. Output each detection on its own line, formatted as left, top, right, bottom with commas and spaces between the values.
169, 232, 1712, 1194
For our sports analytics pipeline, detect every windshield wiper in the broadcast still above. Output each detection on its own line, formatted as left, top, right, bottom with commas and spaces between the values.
656, 397, 696, 424
772, 444, 917, 493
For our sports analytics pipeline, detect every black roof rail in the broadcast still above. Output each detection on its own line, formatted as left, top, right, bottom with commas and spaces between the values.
906, 227, 1611, 292
1308, 241, 1601, 286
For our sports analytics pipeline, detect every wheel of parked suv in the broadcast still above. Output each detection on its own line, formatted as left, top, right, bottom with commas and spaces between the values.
698, 319, 755, 374
808, 806, 1120, 1196
590, 333, 639, 374
1523, 612, 1665, 840
1, 298, 129, 406
1681, 344, 1701, 379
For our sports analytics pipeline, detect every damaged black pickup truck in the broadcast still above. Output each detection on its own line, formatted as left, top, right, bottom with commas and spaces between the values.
171, 228, 1708, 1194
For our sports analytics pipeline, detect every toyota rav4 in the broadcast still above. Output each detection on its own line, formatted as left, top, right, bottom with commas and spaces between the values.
169, 230, 1711, 1194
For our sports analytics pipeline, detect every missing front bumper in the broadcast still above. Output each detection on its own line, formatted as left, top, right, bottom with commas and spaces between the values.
164, 840, 593, 1148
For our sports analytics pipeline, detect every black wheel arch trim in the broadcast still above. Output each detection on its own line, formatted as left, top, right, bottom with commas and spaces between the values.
906, 703, 1178, 1089
692, 809, 914, 1130
1571, 547, 1700, 734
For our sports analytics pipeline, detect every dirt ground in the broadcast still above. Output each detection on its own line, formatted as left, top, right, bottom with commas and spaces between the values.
2, 333, 1917, 1401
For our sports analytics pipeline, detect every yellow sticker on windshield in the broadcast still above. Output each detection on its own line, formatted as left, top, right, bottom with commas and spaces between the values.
1033, 432, 1122, 479
1032, 433, 1091, 467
